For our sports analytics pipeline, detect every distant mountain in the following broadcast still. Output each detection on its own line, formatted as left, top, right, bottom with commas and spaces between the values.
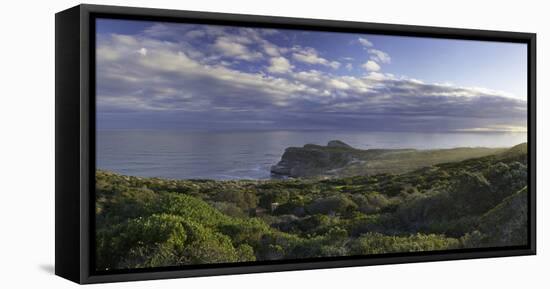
271, 140, 510, 178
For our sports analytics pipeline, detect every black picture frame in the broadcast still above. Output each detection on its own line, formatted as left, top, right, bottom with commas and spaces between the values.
55, 4, 536, 284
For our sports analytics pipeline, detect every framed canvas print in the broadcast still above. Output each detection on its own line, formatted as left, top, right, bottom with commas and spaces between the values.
55, 4, 536, 284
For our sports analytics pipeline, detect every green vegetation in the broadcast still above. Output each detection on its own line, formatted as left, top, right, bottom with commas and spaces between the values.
96, 143, 528, 270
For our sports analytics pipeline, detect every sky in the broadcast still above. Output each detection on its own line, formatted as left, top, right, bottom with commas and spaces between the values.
96, 18, 528, 133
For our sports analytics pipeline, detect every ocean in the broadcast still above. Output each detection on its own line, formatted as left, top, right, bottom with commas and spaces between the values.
96, 130, 527, 180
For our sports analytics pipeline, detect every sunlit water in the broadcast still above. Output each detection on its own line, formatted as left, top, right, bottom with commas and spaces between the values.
97, 130, 527, 180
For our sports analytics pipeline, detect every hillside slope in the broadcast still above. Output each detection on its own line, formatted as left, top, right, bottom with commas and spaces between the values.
95, 143, 528, 270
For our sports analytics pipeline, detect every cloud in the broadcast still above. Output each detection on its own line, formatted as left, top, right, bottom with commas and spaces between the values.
263, 43, 281, 56
96, 25, 526, 132
213, 36, 263, 61
293, 70, 324, 84
362, 60, 381, 72
185, 30, 206, 38
345, 63, 353, 70
358, 37, 373, 47
356, 37, 391, 66
267, 56, 293, 74
97, 34, 318, 112
455, 125, 527, 133
292, 47, 340, 69
328, 61, 341, 69
368, 49, 391, 64
328, 79, 351, 90
138, 47, 147, 56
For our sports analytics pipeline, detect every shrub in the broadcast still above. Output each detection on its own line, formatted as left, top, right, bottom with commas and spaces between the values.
348, 233, 459, 256
306, 195, 358, 215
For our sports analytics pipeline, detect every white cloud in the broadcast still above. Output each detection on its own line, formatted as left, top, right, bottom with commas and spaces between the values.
358, 37, 373, 47
329, 61, 341, 69
345, 63, 353, 70
139, 50, 199, 72
368, 49, 391, 64
408, 78, 424, 84
138, 47, 147, 56
97, 45, 120, 61
294, 70, 324, 84
329, 79, 351, 90
356, 37, 392, 65
113, 34, 139, 46
292, 47, 340, 69
97, 34, 143, 61
263, 44, 280, 56
292, 48, 323, 64
213, 36, 263, 61
261, 42, 289, 57
364, 71, 388, 81
362, 60, 381, 72
267, 57, 293, 74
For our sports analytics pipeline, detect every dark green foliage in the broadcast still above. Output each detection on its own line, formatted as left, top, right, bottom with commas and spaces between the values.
96, 143, 528, 270
462, 187, 528, 248
348, 233, 460, 255
306, 195, 358, 215
211, 187, 258, 210
211, 201, 247, 218
96, 213, 251, 269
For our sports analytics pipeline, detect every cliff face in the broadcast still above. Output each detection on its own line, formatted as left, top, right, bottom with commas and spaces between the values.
270, 140, 410, 178
270, 140, 509, 178
270, 141, 360, 177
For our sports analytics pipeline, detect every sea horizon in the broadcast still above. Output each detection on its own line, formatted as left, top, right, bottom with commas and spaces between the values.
96, 129, 527, 181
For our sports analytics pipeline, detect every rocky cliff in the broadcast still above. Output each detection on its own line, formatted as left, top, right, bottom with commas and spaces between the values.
270, 140, 508, 178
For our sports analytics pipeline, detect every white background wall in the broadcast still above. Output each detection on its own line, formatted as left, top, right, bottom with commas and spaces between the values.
0, 0, 546, 287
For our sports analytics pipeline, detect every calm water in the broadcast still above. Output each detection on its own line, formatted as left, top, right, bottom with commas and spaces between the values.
97, 130, 527, 180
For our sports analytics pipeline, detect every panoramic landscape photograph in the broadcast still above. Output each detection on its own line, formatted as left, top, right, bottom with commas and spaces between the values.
94, 19, 528, 271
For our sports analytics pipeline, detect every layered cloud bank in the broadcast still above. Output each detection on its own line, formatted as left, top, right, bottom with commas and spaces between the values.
96, 22, 527, 132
